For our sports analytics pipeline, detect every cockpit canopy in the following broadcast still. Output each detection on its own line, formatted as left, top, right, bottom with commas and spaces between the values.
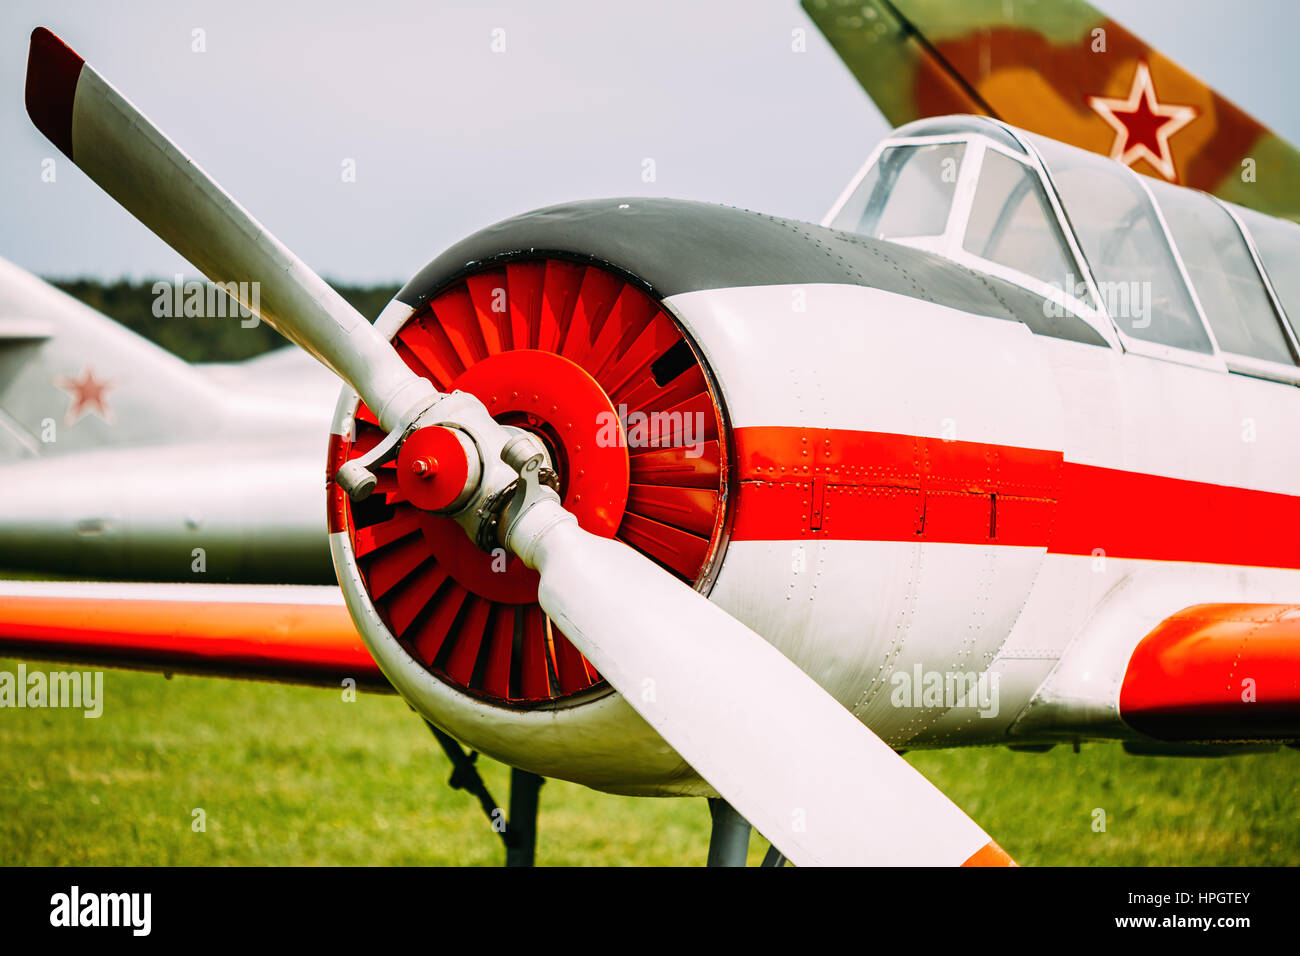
826, 115, 1300, 383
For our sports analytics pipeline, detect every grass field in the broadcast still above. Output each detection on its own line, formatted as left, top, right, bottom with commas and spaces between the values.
0, 657, 1295, 866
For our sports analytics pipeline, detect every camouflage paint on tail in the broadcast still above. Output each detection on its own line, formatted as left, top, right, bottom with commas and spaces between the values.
802, 0, 1300, 221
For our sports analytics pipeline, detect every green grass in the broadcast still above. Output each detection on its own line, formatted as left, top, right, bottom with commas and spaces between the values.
0, 657, 1294, 866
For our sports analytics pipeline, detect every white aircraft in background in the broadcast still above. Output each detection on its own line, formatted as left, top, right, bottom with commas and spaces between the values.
0, 254, 338, 582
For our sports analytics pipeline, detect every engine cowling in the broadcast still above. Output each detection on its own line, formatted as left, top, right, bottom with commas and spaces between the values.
329, 198, 1070, 794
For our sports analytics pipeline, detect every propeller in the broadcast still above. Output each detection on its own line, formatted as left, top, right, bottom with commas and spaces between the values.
23, 27, 435, 434
25, 27, 1013, 866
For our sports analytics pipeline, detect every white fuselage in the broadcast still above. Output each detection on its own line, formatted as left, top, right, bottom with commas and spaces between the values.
348, 280, 1300, 795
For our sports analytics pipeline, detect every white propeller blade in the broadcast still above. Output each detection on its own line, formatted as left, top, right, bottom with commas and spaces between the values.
508, 499, 1013, 866
24, 27, 434, 432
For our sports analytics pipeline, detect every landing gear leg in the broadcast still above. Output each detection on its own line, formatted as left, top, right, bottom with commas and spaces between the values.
706, 798, 751, 866
760, 844, 788, 867
504, 768, 544, 867
425, 720, 545, 867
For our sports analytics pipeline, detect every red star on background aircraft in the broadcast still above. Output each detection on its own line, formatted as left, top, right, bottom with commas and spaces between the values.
54, 365, 113, 425
1087, 61, 1197, 182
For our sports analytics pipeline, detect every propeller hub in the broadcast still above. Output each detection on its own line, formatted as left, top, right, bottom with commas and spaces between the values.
395, 425, 472, 512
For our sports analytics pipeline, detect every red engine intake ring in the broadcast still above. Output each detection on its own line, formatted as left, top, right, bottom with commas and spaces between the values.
336, 256, 728, 707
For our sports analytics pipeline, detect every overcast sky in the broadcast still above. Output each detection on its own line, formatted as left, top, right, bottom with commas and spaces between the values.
3, 0, 1298, 282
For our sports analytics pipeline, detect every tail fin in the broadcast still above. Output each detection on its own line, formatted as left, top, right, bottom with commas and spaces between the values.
0, 255, 226, 460
803, 0, 1300, 220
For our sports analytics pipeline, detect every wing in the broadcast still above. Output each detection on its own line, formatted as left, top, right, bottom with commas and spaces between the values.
0, 580, 388, 690
1120, 604, 1300, 742
1012, 601, 1300, 748
802, 0, 1300, 220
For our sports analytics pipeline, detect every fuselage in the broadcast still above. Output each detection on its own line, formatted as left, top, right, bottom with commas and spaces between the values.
672, 280, 1300, 752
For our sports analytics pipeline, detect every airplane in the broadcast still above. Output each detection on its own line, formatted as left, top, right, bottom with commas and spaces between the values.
0, 254, 339, 583
3, 6, 1299, 867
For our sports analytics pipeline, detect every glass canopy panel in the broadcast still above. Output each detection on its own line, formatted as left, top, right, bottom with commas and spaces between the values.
1146, 181, 1295, 365
831, 142, 965, 239
1027, 133, 1212, 354
890, 116, 1028, 153
962, 149, 1076, 288
1231, 203, 1300, 340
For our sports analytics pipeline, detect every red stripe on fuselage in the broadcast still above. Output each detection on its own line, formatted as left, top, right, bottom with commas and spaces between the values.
1053, 460, 1300, 569
731, 426, 1060, 547
729, 426, 1300, 570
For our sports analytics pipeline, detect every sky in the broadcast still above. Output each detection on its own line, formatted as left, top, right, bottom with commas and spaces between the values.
2, 0, 1299, 283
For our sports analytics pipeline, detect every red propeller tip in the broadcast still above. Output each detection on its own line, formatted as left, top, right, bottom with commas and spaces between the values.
962, 840, 1017, 867
26, 27, 85, 160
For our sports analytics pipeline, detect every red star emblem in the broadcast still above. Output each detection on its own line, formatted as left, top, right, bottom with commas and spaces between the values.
55, 366, 114, 425
1088, 61, 1197, 182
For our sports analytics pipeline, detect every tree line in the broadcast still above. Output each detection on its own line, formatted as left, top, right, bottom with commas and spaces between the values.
51, 277, 401, 363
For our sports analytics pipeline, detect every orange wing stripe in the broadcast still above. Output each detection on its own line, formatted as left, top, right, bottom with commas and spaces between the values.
0, 593, 387, 689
